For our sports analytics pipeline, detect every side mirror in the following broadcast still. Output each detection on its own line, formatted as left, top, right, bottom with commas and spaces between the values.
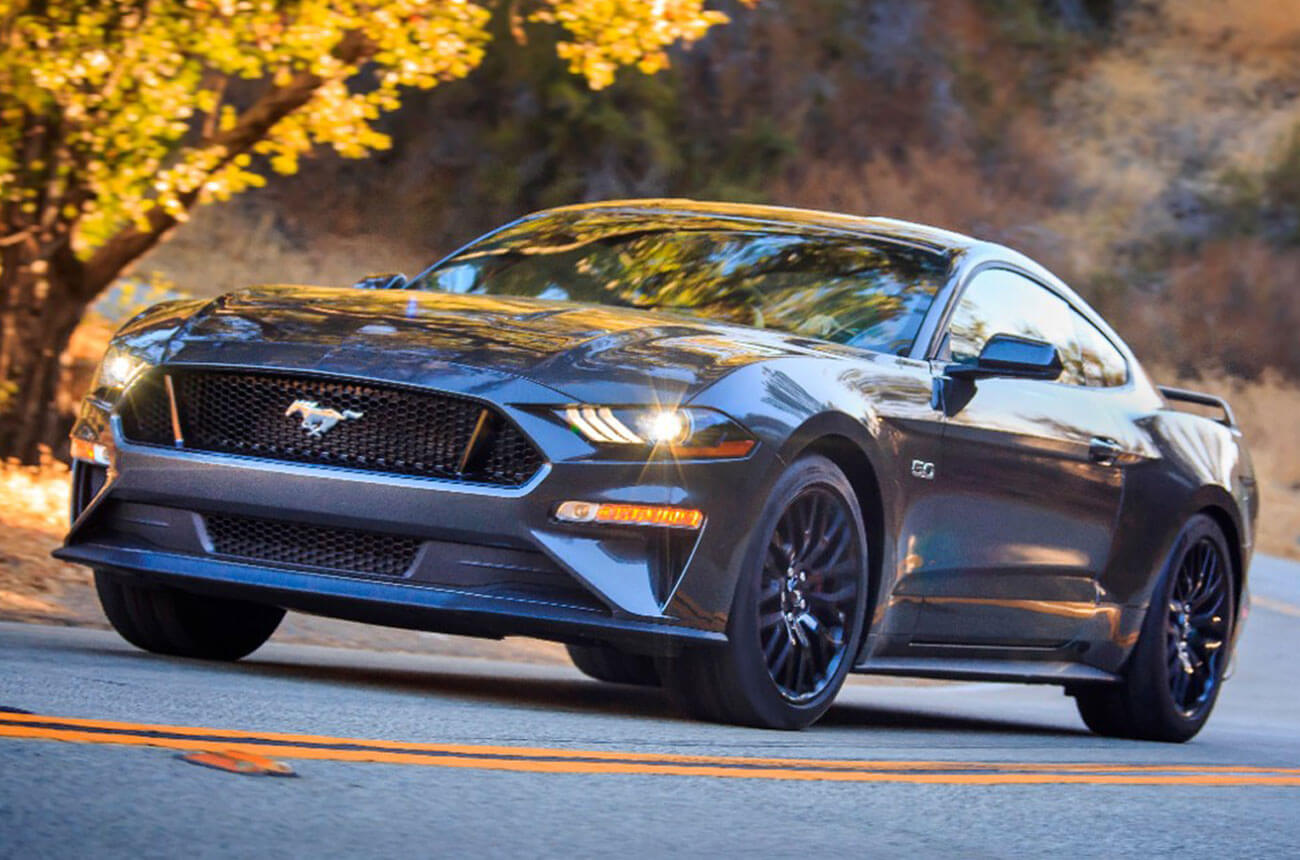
947, 333, 1063, 382
352, 272, 407, 290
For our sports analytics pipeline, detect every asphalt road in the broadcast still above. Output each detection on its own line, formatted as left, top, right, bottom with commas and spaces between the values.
2, 556, 1299, 859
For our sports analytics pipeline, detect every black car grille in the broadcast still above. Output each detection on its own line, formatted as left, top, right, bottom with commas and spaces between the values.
205, 513, 421, 578
119, 369, 543, 486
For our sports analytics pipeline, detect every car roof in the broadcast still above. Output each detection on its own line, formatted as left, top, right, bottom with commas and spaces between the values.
538, 198, 983, 255
529, 198, 1119, 354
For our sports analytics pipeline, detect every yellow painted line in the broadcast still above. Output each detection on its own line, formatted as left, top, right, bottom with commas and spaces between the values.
4, 710, 1300, 774
1, 713, 1298, 785
1254, 596, 1300, 619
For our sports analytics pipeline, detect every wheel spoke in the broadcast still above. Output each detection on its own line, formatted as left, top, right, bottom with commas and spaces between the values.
794, 646, 812, 693
1190, 605, 1224, 632
763, 627, 786, 663
807, 582, 858, 609
770, 632, 792, 673
802, 512, 847, 569
1171, 666, 1190, 705
791, 615, 812, 650
784, 641, 801, 690
1194, 634, 1224, 656
791, 497, 815, 559
805, 614, 843, 655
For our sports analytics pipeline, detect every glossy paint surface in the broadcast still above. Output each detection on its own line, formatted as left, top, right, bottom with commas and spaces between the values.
59, 200, 1257, 683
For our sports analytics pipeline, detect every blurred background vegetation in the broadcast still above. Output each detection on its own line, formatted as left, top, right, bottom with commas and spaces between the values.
143, 0, 1300, 382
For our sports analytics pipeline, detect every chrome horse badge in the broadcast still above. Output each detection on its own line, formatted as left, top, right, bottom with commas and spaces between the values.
284, 400, 363, 437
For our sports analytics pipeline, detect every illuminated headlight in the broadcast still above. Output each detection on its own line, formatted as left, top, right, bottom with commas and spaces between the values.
561, 406, 756, 458
91, 345, 150, 396
640, 410, 690, 445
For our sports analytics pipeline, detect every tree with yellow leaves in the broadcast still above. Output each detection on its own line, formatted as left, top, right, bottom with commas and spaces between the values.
0, 0, 748, 461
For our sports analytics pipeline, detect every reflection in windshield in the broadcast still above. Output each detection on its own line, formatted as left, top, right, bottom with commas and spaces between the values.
412, 213, 949, 355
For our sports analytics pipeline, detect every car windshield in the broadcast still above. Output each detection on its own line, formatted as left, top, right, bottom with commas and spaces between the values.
410, 213, 950, 355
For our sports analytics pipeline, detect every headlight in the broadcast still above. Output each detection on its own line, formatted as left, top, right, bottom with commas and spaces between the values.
561, 406, 756, 458
91, 345, 151, 397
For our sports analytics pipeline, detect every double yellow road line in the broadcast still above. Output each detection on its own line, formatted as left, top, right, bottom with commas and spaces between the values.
1, 709, 1297, 785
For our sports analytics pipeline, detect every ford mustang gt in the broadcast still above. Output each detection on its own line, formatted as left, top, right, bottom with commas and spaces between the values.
57, 200, 1256, 740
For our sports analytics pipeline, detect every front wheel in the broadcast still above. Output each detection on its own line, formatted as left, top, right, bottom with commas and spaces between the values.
95, 571, 284, 661
658, 455, 870, 730
566, 643, 660, 687
1073, 514, 1236, 742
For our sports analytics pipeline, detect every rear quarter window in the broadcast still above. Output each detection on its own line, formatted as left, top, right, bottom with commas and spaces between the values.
1071, 310, 1128, 387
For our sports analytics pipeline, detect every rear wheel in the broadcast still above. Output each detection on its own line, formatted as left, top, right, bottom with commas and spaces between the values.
95, 571, 284, 661
658, 455, 870, 729
1073, 514, 1235, 742
566, 643, 660, 687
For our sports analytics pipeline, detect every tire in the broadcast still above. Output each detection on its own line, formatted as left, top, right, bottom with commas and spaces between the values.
566, 643, 661, 687
657, 454, 871, 730
1073, 514, 1236, 742
94, 570, 284, 661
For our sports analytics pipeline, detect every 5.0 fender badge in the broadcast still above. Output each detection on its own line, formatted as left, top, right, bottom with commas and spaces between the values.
911, 459, 936, 480
285, 399, 363, 437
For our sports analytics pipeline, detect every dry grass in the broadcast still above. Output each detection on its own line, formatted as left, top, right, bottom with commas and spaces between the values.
0, 455, 92, 623
140, 202, 435, 299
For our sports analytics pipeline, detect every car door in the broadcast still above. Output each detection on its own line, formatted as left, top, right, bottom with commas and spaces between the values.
903, 267, 1130, 648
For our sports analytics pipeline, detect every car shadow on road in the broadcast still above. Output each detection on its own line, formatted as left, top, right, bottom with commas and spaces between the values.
229, 656, 688, 722
819, 702, 1090, 736
69, 639, 1087, 737
119, 649, 1083, 737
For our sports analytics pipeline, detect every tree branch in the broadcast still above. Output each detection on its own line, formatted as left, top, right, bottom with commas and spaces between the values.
80, 31, 374, 298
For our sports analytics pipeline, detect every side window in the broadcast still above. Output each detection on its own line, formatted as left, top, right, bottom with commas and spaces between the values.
1071, 310, 1129, 387
945, 269, 1085, 384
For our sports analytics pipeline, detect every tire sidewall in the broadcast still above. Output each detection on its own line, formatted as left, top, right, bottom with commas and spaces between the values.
725, 454, 871, 729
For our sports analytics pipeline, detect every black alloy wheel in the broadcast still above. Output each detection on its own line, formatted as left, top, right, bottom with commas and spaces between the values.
1073, 513, 1236, 742
657, 454, 870, 730
760, 487, 860, 703
1165, 537, 1230, 717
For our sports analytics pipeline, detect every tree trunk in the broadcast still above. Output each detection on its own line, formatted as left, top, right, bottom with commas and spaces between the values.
0, 252, 90, 464
0, 29, 378, 464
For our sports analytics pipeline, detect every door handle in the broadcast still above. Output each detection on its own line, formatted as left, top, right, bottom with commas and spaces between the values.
1089, 436, 1124, 465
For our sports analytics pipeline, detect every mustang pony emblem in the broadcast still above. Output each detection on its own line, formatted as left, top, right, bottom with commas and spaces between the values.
284, 400, 363, 437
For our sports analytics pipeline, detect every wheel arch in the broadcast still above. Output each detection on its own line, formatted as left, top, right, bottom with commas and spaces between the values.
1198, 502, 1245, 615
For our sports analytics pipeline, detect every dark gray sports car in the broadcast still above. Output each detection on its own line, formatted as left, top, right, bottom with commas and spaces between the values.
58, 200, 1256, 740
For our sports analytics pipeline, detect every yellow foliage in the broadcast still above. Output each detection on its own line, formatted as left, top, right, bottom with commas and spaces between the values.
0, 0, 742, 256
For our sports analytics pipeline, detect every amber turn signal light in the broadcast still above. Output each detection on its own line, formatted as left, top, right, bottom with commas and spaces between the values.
555, 501, 704, 530
70, 437, 111, 466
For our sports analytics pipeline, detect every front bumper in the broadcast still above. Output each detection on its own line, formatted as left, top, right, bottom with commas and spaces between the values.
59, 361, 778, 652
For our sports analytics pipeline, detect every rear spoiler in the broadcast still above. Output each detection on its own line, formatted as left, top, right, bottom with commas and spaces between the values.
1157, 385, 1237, 428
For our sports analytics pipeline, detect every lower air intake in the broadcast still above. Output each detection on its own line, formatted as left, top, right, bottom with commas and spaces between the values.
204, 514, 421, 579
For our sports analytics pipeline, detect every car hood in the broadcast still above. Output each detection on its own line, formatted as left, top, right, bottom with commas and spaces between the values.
149, 286, 829, 402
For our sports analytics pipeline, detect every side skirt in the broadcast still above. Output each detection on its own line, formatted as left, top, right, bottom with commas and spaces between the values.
854, 656, 1121, 686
